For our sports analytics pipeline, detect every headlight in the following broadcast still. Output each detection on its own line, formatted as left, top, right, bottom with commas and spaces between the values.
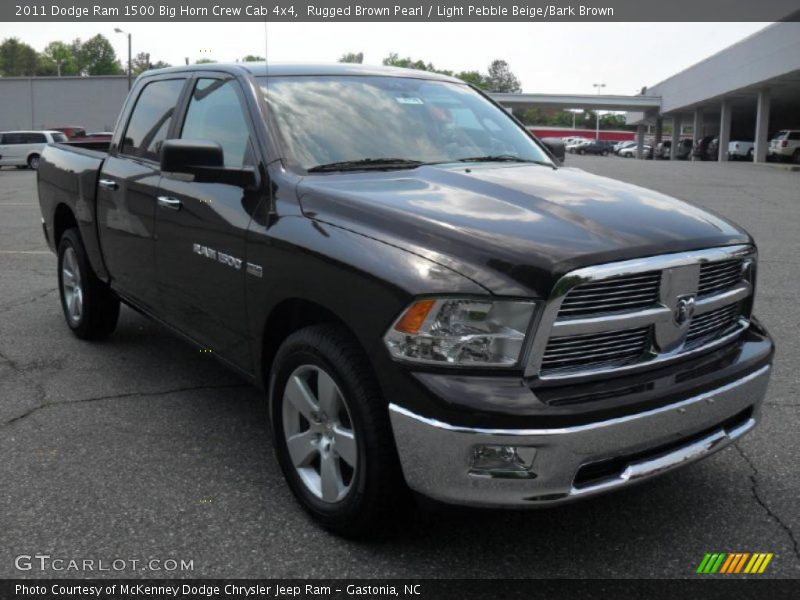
383, 298, 536, 367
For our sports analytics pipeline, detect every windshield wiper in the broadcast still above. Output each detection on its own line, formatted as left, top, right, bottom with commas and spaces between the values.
307, 158, 425, 173
457, 155, 554, 168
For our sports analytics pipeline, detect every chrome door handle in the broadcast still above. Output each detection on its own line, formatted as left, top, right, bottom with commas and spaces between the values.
98, 179, 118, 191
157, 196, 182, 210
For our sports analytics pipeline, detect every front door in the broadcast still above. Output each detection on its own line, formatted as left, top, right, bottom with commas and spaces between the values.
155, 76, 258, 370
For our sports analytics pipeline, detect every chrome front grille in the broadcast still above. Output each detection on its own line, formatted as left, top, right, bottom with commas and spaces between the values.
528, 245, 755, 380
558, 272, 661, 317
686, 302, 741, 346
541, 327, 650, 374
698, 259, 744, 296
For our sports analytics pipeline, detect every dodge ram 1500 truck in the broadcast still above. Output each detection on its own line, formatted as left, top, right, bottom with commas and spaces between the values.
38, 63, 773, 536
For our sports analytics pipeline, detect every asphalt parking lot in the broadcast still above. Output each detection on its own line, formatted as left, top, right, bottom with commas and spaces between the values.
1, 157, 798, 579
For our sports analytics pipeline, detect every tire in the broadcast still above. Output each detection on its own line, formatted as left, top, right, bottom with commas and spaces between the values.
269, 324, 408, 537
601, 150, 608, 156
793, 150, 800, 165
27, 154, 40, 170
578, 149, 585, 155
57, 228, 120, 339
747, 149, 754, 161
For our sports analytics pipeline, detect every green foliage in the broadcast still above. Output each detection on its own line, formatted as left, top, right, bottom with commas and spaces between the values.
454, 70, 489, 90
78, 34, 123, 75
242, 55, 265, 62
486, 59, 521, 93
195, 58, 216, 64
380, 54, 519, 93
338, 52, 364, 64
0, 38, 39, 76
38, 41, 77, 76
131, 52, 171, 76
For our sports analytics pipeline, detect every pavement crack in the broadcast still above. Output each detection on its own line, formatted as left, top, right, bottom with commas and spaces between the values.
1, 383, 251, 430
734, 443, 800, 564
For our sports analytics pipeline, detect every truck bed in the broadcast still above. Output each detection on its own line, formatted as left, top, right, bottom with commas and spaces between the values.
37, 143, 109, 279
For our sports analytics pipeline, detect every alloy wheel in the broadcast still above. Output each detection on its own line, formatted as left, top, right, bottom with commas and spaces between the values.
61, 246, 83, 325
281, 365, 358, 503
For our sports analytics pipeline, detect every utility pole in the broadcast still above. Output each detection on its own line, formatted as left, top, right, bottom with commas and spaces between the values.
114, 28, 132, 90
593, 83, 606, 140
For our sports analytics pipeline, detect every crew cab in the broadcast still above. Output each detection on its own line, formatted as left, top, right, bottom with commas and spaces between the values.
37, 64, 774, 536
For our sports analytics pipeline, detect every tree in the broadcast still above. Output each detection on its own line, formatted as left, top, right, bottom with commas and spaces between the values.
195, 58, 216, 64
79, 34, 122, 75
454, 70, 489, 90
131, 52, 170, 76
242, 55, 265, 62
382, 53, 448, 74
0, 38, 39, 76
338, 52, 363, 64
485, 59, 521, 93
38, 41, 77, 76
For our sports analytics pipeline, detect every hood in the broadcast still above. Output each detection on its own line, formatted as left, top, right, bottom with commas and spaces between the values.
297, 163, 751, 297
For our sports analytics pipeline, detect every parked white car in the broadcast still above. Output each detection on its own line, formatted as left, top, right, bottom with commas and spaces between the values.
0, 130, 68, 169
768, 130, 800, 163
566, 138, 592, 153
619, 144, 652, 158
728, 140, 754, 161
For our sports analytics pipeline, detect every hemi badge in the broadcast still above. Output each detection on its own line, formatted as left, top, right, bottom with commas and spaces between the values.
246, 262, 263, 278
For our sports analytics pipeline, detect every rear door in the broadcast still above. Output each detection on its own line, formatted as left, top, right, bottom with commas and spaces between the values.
155, 75, 259, 368
96, 76, 188, 309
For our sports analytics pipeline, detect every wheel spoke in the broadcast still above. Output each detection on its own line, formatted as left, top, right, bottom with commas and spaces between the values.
316, 370, 340, 417
62, 268, 75, 288
320, 451, 343, 502
286, 430, 317, 467
332, 426, 356, 467
284, 374, 318, 420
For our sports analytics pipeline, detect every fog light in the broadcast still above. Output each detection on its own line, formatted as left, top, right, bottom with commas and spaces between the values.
469, 445, 537, 479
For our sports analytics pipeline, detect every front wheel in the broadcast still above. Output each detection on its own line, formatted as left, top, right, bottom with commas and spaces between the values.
601, 149, 609, 156
270, 324, 407, 536
58, 228, 120, 339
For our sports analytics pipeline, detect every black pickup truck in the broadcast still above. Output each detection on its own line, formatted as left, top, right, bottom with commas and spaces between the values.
38, 63, 773, 535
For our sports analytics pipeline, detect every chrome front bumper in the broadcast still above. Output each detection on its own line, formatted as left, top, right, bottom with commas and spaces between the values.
389, 365, 771, 507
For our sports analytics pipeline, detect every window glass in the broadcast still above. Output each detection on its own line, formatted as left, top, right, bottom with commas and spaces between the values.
26, 133, 46, 143
2, 133, 25, 145
258, 75, 552, 171
180, 78, 251, 168
51, 133, 68, 143
788, 132, 800, 141
121, 78, 185, 161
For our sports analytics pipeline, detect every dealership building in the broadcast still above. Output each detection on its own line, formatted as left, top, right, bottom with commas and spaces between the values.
625, 21, 800, 162
0, 21, 798, 162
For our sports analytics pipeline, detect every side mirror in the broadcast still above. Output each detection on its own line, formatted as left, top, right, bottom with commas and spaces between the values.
160, 139, 256, 187
539, 137, 565, 164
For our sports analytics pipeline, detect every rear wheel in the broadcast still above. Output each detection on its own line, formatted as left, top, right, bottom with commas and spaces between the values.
27, 154, 40, 170
270, 324, 407, 536
747, 148, 754, 161
58, 228, 120, 339
601, 149, 609, 156
793, 150, 800, 164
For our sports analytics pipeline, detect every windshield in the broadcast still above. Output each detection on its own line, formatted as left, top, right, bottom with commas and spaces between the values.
258, 75, 553, 172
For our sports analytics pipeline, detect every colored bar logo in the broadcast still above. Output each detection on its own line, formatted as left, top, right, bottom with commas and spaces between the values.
696, 552, 773, 574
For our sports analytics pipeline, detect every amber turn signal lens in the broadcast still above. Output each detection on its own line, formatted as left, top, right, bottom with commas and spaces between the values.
394, 299, 436, 334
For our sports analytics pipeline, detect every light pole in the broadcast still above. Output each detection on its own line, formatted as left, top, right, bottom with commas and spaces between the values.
114, 28, 132, 90
592, 83, 606, 140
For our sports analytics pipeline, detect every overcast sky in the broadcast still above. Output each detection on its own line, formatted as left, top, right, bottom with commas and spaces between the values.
1, 22, 768, 94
